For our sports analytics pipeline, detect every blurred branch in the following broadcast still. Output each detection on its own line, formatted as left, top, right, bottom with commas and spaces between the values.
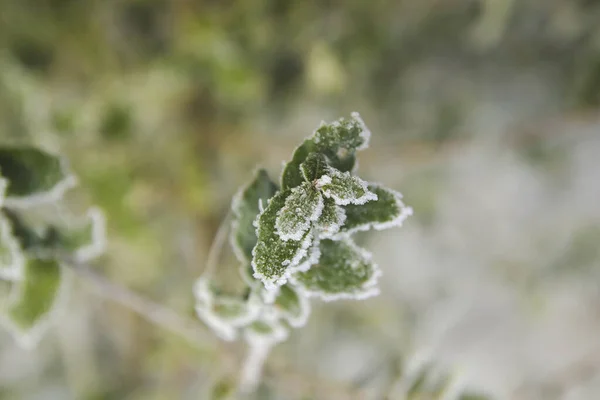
65, 258, 219, 350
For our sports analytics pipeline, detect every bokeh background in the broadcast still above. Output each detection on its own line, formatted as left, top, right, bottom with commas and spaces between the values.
1, 0, 600, 399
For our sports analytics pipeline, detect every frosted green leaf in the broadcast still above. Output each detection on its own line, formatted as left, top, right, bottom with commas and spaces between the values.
316, 167, 377, 206
275, 182, 323, 241
317, 197, 346, 238
337, 184, 413, 237
252, 191, 313, 290
231, 169, 278, 264
280, 113, 371, 190
0, 216, 25, 282
274, 284, 311, 328
281, 140, 317, 190
292, 239, 381, 301
0, 146, 77, 208
300, 152, 329, 182
313, 112, 371, 153
0, 257, 65, 348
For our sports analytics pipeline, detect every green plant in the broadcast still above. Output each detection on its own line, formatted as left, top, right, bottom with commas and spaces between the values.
0, 145, 105, 348
193, 112, 413, 391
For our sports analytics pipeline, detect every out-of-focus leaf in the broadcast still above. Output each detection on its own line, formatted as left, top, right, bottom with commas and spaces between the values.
0, 146, 76, 205
0, 257, 64, 348
274, 284, 310, 327
194, 278, 261, 341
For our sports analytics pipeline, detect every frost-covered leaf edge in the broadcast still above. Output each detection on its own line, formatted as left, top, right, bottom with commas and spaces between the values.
194, 277, 263, 341
289, 238, 382, 302
334, 183, 413, 239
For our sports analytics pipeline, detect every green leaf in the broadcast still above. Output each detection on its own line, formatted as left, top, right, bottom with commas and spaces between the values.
274, 284, 311, 327
0, 146, 76, 206
252, 191, 314, 290
317, 197, 346, 238
316, 167, 377, 206
338, 184, 413, 237
300, 152, 329, 182
275, 182, 323, 241
312, 112, 371, 154
292, 239, 381, 301
280, 113, 371, 190
0, 257, 65, 348
0, 216, 25, 281
231, 169, 279, 264
281, 140, 317, 190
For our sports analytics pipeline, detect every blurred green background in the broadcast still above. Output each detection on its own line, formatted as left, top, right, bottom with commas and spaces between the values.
1, 0, 600, 399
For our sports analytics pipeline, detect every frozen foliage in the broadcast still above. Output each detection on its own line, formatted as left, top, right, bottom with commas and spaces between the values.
194, 278, 262, 341
292, 239, 381, 301
280, 113, 371, 190
317, 167, 377, 206
275, 182, 324, 241
0, 144, 106, 348
194, 112, 411, 393
251, 190, 313, 289
336, 184, 413, 238
317, 197, 347, 238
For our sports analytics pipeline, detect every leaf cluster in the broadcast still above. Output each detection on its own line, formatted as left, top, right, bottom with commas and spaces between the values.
194, 113, 412, 353
0, 145, 106, 348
